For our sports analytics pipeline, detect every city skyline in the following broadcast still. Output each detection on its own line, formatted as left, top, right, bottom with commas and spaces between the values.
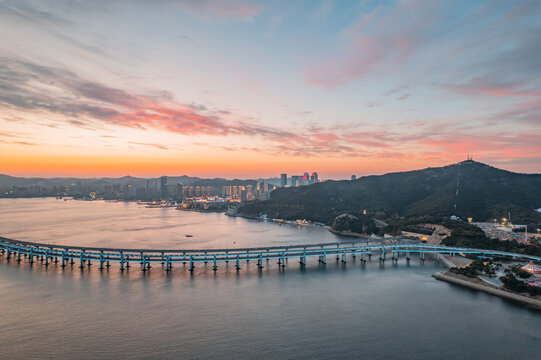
1, 0, 540, 178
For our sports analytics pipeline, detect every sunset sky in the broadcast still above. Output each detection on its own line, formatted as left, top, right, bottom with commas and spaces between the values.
1, 0, 540, 179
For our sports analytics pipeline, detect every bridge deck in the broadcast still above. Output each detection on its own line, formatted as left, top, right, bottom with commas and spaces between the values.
1, 236, 539, 272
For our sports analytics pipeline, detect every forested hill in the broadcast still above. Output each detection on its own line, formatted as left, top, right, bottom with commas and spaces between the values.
239, 161, 541, 224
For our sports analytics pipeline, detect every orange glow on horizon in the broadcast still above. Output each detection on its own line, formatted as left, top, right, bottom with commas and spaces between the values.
0, 153, 443, 179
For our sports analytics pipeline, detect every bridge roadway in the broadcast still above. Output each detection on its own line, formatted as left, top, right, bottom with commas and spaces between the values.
1, 236, 540, 273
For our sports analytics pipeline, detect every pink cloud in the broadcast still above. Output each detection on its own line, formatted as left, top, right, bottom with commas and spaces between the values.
304, 2, 430, 88
443, 77, 541, 97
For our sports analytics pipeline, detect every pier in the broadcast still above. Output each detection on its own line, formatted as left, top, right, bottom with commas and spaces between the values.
1, 236, 540, 273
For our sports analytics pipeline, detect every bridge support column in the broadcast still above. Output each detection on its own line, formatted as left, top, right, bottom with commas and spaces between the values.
61, 251, 66, 267
161, 252, 165, 265
322, 250, 327, 265
236, 255, 240, 270
189, 256, 194, 272
281, 253, 286, 268
80, 252, 85, 269
29, 249, 34, 264
141, 256, 147, 272
6, 248, 11, 260
119, 252, 125, 271
361, 252, 366, 263
420, 252, 425, 262
380, 249, 386, 262
341, 251, 347, 264
165, 257, 172, 272
17, 249, 21, 263
204, 252, 208, 264
257, 253, 263, 269
126, 255, 130, 269
213, 255, 218, 271
99, 252, 104, 270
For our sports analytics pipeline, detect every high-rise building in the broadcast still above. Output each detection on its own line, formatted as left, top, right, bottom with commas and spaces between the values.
280, 173, 287, 187
104, 185, 113, 198
160, 176, 168, 199
310, 172, 318, 184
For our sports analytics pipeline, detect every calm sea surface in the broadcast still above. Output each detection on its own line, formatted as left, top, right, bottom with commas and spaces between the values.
0, 198, 540, 359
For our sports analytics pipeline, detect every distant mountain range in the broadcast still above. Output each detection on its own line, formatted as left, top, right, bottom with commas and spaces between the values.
0, 174, 271, 188
239, 161, 541, 224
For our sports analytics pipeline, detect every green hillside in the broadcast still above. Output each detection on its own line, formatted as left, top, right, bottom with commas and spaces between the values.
239, 161, 541, 225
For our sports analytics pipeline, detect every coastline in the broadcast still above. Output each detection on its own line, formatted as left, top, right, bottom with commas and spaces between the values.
433, 270, 541, 310
328, 229, 371, 238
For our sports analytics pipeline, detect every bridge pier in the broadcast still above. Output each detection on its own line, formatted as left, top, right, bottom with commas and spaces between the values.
165, 256, 172, 272
213, 255, 218, 271
61, 251, 66, 267
236, 255, 240, 270
141, 256, 148, 272
189, 256, 194, 272
17, 249, 21, 263
99, 252, 104, 270
341, 251, 347, 264
420, 252, 425, 262
29, 249, 34, 264
161, 252, 165, 265
80, 252, 85, 269
300, 251, 306, 266
281, 252, 286, 268
258, 253, 263, 269
380, 248, 386, 262
120, 252, 125, 271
